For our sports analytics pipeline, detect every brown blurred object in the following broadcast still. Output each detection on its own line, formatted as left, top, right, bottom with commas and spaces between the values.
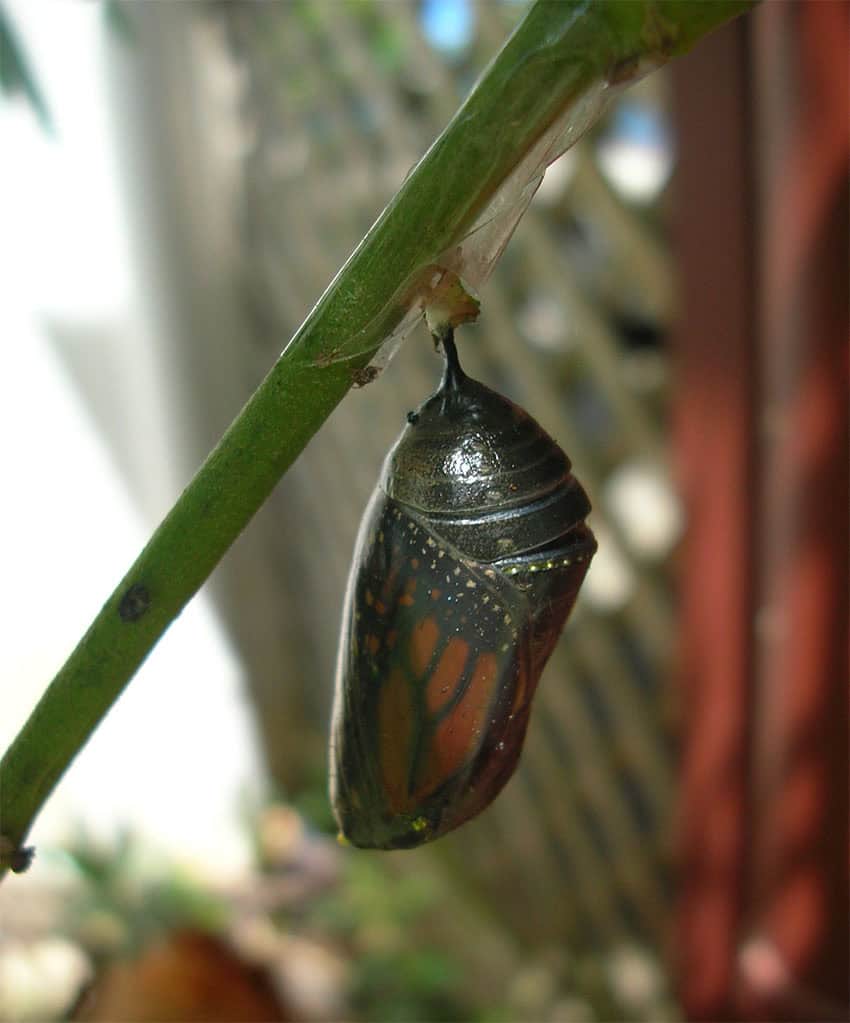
671, 1, 849, 1020
70, 929, 288, 1023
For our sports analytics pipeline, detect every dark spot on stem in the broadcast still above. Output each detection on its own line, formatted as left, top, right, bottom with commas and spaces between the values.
406, 410, 419, 425
352, 365, 380, 388
10, 845, 35, 873
119, 583, 151, 622
0, 836, 35, 874
609, 54, 641, 85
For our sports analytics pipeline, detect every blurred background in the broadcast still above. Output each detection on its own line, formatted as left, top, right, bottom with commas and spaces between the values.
0, 1, 846, 1021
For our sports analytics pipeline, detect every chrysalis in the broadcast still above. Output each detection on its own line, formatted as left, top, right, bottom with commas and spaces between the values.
330, 330, 596, 849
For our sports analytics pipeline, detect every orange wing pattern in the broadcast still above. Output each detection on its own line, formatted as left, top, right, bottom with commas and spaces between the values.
330, 493, 536, 849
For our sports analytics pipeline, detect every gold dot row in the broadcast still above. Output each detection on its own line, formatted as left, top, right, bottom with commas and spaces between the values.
502, 552, 591, 577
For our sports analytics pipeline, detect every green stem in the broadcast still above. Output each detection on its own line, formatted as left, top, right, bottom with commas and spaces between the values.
0, 0, 756, 876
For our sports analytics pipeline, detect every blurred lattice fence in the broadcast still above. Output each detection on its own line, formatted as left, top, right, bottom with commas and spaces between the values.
216, 0, 681, 981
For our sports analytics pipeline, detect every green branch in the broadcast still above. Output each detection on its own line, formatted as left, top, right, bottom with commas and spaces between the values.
0, 0, 756, 877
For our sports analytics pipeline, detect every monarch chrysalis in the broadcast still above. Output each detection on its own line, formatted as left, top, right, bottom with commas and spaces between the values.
330, 330, 596, 849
